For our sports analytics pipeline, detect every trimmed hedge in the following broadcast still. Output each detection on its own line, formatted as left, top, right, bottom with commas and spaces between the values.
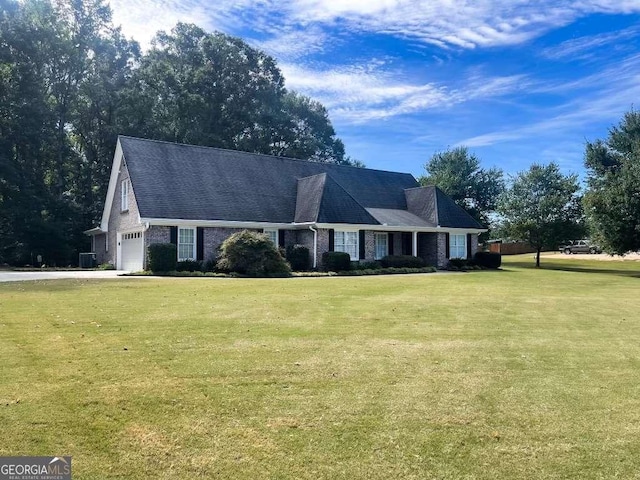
176, 260, 203, 272
147, 243, 177, 272
286, 244, 311, 271
448, 258, 471, 269
380, 255, 427, 268
322, 251, 351, 272
474, 251, 502, 269
337, 266, 436, 276
354, 261, 382, 270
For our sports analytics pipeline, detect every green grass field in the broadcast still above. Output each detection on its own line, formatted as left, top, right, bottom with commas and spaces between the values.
1, 255, 639, 479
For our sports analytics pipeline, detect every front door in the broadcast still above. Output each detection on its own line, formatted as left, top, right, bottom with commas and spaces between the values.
401, 232, 412, 255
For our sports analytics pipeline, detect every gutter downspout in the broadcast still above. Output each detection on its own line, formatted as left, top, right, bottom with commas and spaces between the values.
309, 225, 318, 269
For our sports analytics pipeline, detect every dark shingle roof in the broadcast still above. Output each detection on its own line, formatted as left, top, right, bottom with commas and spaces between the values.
433, 188, 484, 229
119, 136, 485, 229
366, 209, 434, 227
294, 173, 380, 224
405, 185, 484, 229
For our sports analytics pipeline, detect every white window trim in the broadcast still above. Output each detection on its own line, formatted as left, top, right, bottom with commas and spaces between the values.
374, 232, 388, 260
334, 229, 359, 260
121, 179, 129, 212
263, 228, 278, 245
450, 234, 467, 259
178, 227, 196, 261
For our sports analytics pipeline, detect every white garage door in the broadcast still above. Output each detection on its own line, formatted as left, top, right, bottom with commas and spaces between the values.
120, 231, 144, 271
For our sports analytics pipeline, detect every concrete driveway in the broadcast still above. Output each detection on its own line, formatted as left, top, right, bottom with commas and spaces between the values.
0, 270, 129, 282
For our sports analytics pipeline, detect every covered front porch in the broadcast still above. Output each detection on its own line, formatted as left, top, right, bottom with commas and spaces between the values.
361, 230, 448, 267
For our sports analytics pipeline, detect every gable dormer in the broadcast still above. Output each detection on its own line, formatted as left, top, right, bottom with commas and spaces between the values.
295, 173, 378, 224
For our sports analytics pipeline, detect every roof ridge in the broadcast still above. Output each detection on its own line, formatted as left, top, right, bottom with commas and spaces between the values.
118, 135, 415, 176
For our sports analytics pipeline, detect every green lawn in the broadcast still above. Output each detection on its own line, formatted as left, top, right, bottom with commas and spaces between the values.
1, 256, 640, 479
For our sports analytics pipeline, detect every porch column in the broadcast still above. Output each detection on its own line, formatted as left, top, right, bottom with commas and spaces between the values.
412, 231, 418, 257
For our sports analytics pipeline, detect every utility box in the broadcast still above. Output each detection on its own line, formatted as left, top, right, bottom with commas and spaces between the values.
79, 252, 97, 268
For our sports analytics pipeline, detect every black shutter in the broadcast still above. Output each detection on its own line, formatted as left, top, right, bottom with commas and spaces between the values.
278, 230, 286, 248
328, 229, 334, 251
170, 226, 178, 245
197, 227, 204, 261
445, 233, 450, 259
359, 230, 365, 260
467, 233, 472, 259
388, 233, 394, 255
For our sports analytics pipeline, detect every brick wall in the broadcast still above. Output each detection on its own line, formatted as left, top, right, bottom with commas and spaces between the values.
316, 228, 330, 268
436, 233, 448, 268
203, 227, 246, 261
364, 230, 375, 261
470, 234, 479, 258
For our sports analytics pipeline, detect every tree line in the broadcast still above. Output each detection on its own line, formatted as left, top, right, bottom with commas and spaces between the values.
0, 0, 355, 266
421, 109, 640, 266
3, 0, 637, 268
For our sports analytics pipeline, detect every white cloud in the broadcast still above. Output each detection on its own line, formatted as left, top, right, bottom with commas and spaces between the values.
107, 0, 640, 52
540, 26, 640, 60
281, 62, 527, 122
254, 27, 329, 61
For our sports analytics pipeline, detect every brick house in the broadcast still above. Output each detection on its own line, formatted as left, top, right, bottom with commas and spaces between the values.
85, 136, 486, 271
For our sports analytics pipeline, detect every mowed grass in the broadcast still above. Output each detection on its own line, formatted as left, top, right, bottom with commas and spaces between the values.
1, 256, 640, 479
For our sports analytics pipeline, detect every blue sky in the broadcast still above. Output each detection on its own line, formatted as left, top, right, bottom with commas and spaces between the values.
108, 0, 640, 180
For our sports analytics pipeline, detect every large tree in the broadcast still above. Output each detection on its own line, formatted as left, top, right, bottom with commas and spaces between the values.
120, 23, 353, 165
583, 109, 640, 255
419, 147, 504, 231
0, 1, 353, 265
497, 163, 583, 267
0, 0, 137, 265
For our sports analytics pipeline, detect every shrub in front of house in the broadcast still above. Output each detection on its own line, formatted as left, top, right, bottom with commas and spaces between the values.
447, 258, 483, 271
148, 243, 177, 272
354, 261, 382, 270
474, 251, 502, 269
380, 255, 427, 268
203, 258, 218, 272
176, 260, 203, 272
322, 251, 351, 272
286, 244, 311, 271
216, 230, 291, 277
447, 258, 471, 270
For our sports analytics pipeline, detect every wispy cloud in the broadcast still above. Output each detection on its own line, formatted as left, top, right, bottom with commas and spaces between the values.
540, 26, 640, 61
108, 0, 640, 52
254, 27, 329, 62
281, 62, 527, 123
456, 54, 640, 148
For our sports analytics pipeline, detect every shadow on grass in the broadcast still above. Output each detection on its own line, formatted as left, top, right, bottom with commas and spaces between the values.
504, 260, 640, 278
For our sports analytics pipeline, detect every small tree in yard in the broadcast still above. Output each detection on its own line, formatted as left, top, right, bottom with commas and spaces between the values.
497, 163, 583, 268
216, 230, 291, 276
419, 146, 504, 238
